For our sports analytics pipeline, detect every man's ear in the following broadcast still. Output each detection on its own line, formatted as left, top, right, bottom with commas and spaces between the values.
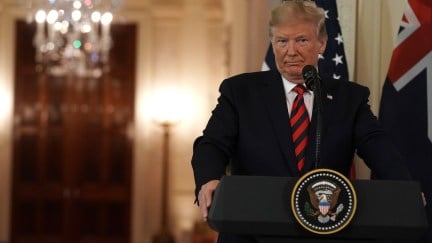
318, 36, 328, 54
270, 39, 278, 54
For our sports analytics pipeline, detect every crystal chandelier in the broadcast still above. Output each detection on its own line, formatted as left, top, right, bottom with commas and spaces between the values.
19, 0, 124, 78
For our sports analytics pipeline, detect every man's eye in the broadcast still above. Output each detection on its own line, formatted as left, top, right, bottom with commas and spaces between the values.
297, 38, 308, 44
277, 39, 287, 46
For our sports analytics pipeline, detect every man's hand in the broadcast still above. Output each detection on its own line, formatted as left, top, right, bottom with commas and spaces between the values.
198, 180, 220, 221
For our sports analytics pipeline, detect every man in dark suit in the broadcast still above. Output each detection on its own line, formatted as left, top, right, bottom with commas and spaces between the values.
191, 1, 412, 242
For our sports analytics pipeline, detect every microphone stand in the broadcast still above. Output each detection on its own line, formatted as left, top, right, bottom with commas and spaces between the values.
312, 76, 323, 169
303, 65, 323, 169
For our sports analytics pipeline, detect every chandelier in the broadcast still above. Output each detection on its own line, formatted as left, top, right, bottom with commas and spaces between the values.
19, 0, 124, 78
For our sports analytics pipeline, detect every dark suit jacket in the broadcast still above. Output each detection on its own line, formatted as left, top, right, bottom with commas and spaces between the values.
191, 70, 411, 242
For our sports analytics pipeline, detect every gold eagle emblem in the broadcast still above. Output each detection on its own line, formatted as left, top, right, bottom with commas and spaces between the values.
307, 180, 344, 223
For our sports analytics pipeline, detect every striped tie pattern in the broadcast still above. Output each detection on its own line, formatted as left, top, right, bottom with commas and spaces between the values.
290, 85, 310, 171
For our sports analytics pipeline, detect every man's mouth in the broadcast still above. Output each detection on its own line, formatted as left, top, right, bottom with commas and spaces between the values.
285, 62, 301, 66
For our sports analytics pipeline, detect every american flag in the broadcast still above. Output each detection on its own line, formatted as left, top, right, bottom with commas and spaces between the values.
379, 0, 432, 241
262, 0, 349, 82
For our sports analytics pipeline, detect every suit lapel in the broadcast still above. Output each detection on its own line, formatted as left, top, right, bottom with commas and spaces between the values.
260, 71, 299, 176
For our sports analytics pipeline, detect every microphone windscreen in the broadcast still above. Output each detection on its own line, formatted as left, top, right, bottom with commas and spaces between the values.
302, 65, 317, 79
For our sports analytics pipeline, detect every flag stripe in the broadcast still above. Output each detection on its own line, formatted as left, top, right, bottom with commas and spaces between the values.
388, 27, 431, 83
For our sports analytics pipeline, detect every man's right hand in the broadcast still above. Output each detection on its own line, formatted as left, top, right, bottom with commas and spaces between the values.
198, 179, 220, 221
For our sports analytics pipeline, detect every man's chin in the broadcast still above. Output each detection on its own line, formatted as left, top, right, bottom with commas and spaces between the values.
284, 66, 302, 73
281, 71, 303, 83
283, 69, 302, 77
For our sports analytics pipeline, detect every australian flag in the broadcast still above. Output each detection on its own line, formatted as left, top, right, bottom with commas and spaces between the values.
262, 0, 349, 82
379, 0, 432, 241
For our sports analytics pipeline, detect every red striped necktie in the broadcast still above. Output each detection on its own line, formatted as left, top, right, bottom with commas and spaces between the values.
290, 85, 310, 171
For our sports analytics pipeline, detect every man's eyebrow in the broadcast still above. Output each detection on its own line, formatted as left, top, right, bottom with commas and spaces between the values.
273, 34, 288, 39
295, 34, 309, 39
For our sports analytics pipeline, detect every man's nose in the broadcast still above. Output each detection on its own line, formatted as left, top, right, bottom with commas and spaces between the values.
286, 41, 297, 56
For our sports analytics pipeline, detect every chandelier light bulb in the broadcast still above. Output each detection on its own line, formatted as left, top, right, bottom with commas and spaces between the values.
73, 0, 82, 9
46, 10, 59, 24
71, 9, 82, 21
54, 21, 62, 31
46, 42, 55, 51
91, 11, 101, 23
81, 23, 92, 33
60, 20, 69, 34
100, 12, 113, 26
35, 10, 46, 24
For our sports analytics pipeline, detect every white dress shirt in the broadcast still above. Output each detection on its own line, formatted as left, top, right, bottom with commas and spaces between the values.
281, 76, 314, 120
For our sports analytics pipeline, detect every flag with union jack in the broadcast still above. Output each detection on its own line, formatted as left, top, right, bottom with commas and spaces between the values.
379, 0, 432, 240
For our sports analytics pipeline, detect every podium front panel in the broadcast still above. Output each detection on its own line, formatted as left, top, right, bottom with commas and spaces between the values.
208, 176, 427, 240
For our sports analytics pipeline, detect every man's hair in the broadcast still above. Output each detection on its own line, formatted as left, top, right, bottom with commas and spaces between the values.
269, 1, 327, 40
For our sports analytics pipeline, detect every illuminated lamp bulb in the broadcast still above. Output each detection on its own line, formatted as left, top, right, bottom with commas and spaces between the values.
100, 12, 113, 26
35, 10, 46, 24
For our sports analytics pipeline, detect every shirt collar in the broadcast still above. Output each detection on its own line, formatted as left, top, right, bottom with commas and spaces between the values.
281, 75, 309, 95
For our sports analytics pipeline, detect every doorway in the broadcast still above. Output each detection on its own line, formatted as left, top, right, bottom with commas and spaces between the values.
11, 20, 136, 243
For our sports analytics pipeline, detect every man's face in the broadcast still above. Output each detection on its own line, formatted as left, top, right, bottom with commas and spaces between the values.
271, 21, 327, 84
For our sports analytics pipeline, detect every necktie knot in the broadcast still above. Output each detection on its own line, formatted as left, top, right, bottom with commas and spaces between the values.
293, 84, 307, 95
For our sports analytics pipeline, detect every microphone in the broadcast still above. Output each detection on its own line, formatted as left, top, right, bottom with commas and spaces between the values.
302, 65, 320, 91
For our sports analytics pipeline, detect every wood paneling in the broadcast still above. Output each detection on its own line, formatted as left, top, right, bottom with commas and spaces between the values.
11, 20, 136, 243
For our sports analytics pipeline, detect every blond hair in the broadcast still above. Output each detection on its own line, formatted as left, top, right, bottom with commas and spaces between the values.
269, 1, 327, 40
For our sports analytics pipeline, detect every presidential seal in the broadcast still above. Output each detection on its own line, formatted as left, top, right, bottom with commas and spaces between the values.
291, 169, 357, 235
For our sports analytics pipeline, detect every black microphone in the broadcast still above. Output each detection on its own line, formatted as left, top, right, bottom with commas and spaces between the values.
302, 65, 320, 91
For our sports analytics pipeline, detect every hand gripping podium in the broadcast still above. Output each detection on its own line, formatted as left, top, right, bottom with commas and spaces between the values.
207, 175, 428, 242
